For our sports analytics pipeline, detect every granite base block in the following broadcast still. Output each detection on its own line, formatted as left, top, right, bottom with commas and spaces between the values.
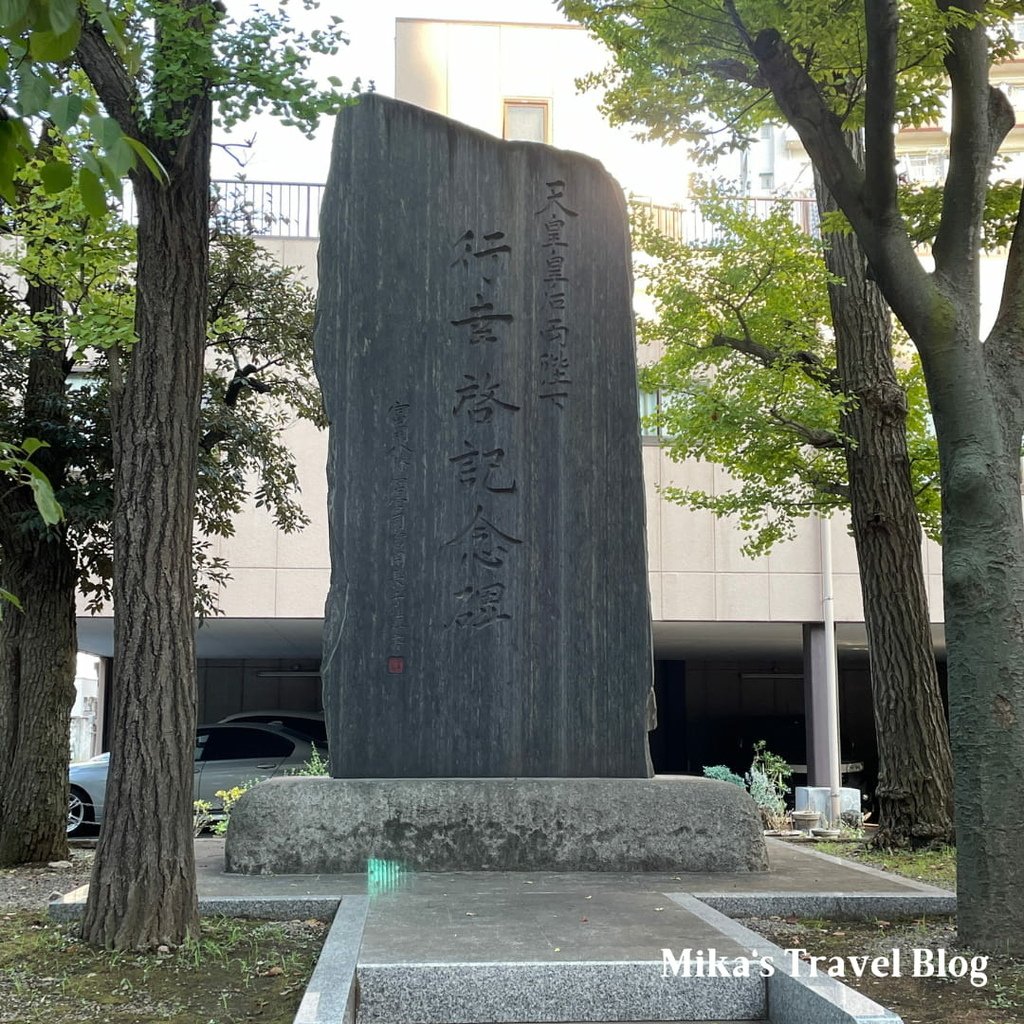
225, 776, 769, 874
698, 892, 956, 919
355, 961, 766, 1024
294, 896, 368, 1024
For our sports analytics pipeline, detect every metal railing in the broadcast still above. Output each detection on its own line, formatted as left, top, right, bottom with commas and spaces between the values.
120, 180, 818, 243
120, 179, 326, 238
630, 195, 819, 244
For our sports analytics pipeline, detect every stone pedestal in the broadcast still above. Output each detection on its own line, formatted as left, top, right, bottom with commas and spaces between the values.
225, 776, 768, 874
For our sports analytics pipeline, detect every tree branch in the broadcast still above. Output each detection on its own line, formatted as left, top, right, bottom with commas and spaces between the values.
75, 14, 144, 141
933, 13, 1015, 279
711, 332, 778, 366
769, 408, 845, 448
749, 29, 865, 217
747, 25, 936, 348
711, 333, 841, 392
992, 185, 1024, 338
985, 182, 1024, 428
863, 0, 898, 221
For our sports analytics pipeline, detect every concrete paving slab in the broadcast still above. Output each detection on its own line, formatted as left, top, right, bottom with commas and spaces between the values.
52, 835, 953, 921
355, 960, 767, 1023
358, 890, 752, 963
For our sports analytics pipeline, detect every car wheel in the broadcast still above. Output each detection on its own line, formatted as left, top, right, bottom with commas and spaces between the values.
67, 787, 93, 836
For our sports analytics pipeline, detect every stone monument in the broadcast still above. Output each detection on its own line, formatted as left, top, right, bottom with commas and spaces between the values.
314, 94, 653, 779
225, 95, 768, 874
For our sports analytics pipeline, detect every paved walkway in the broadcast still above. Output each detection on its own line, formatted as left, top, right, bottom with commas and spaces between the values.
55, 835, 953, 918
186, 834, 949, 896
55, 837, 949, 1023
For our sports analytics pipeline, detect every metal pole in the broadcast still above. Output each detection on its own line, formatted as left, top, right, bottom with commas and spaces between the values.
818, 513, 843, 827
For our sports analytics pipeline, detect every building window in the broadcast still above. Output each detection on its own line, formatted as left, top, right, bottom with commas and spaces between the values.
639, 387, 663, 439
1013, 15, 1024, 43
999, 81, 1024, 118
503, 100, 550, 143
901, 151, 948, 184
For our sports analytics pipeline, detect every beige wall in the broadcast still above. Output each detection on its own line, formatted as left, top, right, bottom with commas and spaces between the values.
182, 234, 944, 631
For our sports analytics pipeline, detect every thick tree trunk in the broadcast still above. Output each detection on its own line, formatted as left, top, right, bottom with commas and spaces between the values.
815, 164, 954, 845
0, 538, 78, 865
80, 113, 210, 947
919, 297, 1024, 951
0, 282, 78, 866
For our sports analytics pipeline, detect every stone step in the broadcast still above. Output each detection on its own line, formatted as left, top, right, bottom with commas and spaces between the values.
353, 960, 767, 1024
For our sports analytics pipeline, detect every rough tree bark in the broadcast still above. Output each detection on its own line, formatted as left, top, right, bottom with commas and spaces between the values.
77, 6, 212, 947
79, 159, 210, 948
0, 282, 77, 866
815, 159, 954, 847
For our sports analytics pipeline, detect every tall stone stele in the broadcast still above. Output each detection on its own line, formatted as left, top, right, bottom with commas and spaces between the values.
314, 94, 653, 779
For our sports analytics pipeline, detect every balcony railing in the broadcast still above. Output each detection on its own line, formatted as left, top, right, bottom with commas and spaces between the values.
120, 180, 818, 243
629, 195, 819, 243
121, 180, 326, 238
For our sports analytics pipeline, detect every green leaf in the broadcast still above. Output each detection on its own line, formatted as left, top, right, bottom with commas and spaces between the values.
47, 0, 77, 34
78, 166, 107, 218
40, 159, 73, 194
90, 114, 122, 150
123, 135, 169, 184
104, 135, 134, 178
0, 588, 23, 614
29, 20, 81, 61
0, 0, 30, 29
50, 92, 83, 131
16, 68, 51, 116
20, 438, 47, 456
26, 472, 63, 525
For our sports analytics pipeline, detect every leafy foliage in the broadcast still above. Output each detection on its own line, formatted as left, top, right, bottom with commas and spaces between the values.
702, 764, 746, 787
559, 1, 1013, 162
0, 2, 348, 212
0, 166, 321, 617
745, 739, 791, 829
635, 187, 940, 554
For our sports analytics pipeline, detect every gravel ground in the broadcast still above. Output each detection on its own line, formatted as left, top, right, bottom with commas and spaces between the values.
0, 843, 96, 913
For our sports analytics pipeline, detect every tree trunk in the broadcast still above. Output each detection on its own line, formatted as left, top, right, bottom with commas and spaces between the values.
80, 114, 210, 947
0, 282, 78, 866
815, 161, 954, 845
0, 538, 78, 865
917, 293, 1024, 951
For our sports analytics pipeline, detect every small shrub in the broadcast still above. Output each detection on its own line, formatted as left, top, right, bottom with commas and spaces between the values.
193, 784, 255, 836
702, 764, 745, 787
193, 799, 214, 836
745, 740, 792, 830
287, 744, 330, 777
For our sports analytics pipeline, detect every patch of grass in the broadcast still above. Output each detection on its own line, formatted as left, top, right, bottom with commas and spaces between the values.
815, 841, 956, 889
0, 911, 327, 1024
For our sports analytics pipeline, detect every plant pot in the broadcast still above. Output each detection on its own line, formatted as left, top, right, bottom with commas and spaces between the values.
811, 827, 841, 839
791, 810, 821, 833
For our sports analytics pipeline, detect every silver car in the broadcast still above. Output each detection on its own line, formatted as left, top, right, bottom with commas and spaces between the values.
67, 723, 315, 835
